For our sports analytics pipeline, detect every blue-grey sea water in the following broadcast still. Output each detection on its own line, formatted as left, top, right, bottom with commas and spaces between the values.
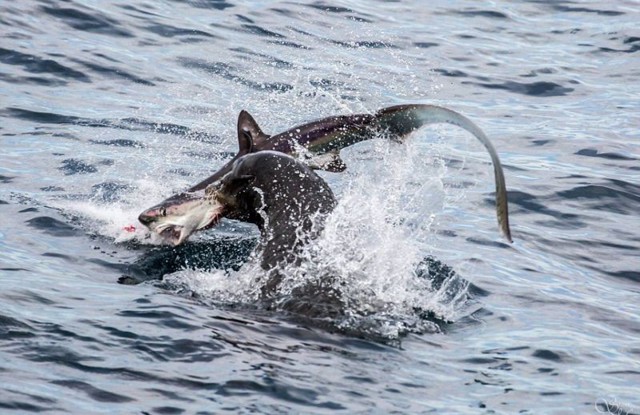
1, 1, 639, 413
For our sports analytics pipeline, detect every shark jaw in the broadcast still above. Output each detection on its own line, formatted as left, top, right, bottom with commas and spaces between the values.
138, 192, 225, 246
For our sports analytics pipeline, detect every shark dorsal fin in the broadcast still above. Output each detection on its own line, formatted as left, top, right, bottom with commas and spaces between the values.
237, 110, 269, 154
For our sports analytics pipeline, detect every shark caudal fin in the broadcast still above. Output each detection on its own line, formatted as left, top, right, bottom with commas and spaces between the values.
375, 104, 512, 243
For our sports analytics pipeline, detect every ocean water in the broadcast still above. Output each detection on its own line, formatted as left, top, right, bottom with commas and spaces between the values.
1, 0, 639, 413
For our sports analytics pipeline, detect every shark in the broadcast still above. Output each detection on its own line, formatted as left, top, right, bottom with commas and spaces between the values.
138, 104, 512, 245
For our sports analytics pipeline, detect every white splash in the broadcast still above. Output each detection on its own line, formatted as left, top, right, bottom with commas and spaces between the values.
53, 178, 175, 245
165, 137, 474, 338
163, 259, 265, 305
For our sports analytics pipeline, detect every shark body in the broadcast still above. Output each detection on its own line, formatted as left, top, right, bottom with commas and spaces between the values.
138, 104, 512, 244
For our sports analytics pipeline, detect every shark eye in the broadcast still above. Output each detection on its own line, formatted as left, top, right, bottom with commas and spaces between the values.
160, 207, 167, 217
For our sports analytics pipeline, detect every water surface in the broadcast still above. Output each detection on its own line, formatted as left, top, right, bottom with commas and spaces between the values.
1, 0, 639, 413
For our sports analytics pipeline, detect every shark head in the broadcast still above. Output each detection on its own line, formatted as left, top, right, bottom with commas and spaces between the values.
137, 191, 225, 246
137, 110, 266, 245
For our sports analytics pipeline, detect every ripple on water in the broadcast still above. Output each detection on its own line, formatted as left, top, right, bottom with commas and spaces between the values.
0, 47, 91, 83
1, 108, 221, 143
575, 148, 637, 161
25, 216, 81, 237
58, 159, 99, 175
39, 5, 133, 37
69, 58, 156, 85
51, 380, 134, 403
556, 180, 640, 215
0, 314, 36, 340
469, 80, 575, 97
89, 138, 146, 148
179, 57, 294, 93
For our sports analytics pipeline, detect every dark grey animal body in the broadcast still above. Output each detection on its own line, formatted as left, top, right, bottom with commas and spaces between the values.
205, 151, 336, 294
204, 151, 343, 309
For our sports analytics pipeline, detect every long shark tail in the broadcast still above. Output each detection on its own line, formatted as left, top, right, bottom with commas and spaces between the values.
376, 104, 512, 243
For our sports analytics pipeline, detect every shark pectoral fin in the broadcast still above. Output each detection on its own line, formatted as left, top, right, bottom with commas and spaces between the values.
306, 150, 347, 172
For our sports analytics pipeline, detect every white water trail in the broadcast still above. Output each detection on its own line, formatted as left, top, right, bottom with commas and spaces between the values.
52, 178, 178, 245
